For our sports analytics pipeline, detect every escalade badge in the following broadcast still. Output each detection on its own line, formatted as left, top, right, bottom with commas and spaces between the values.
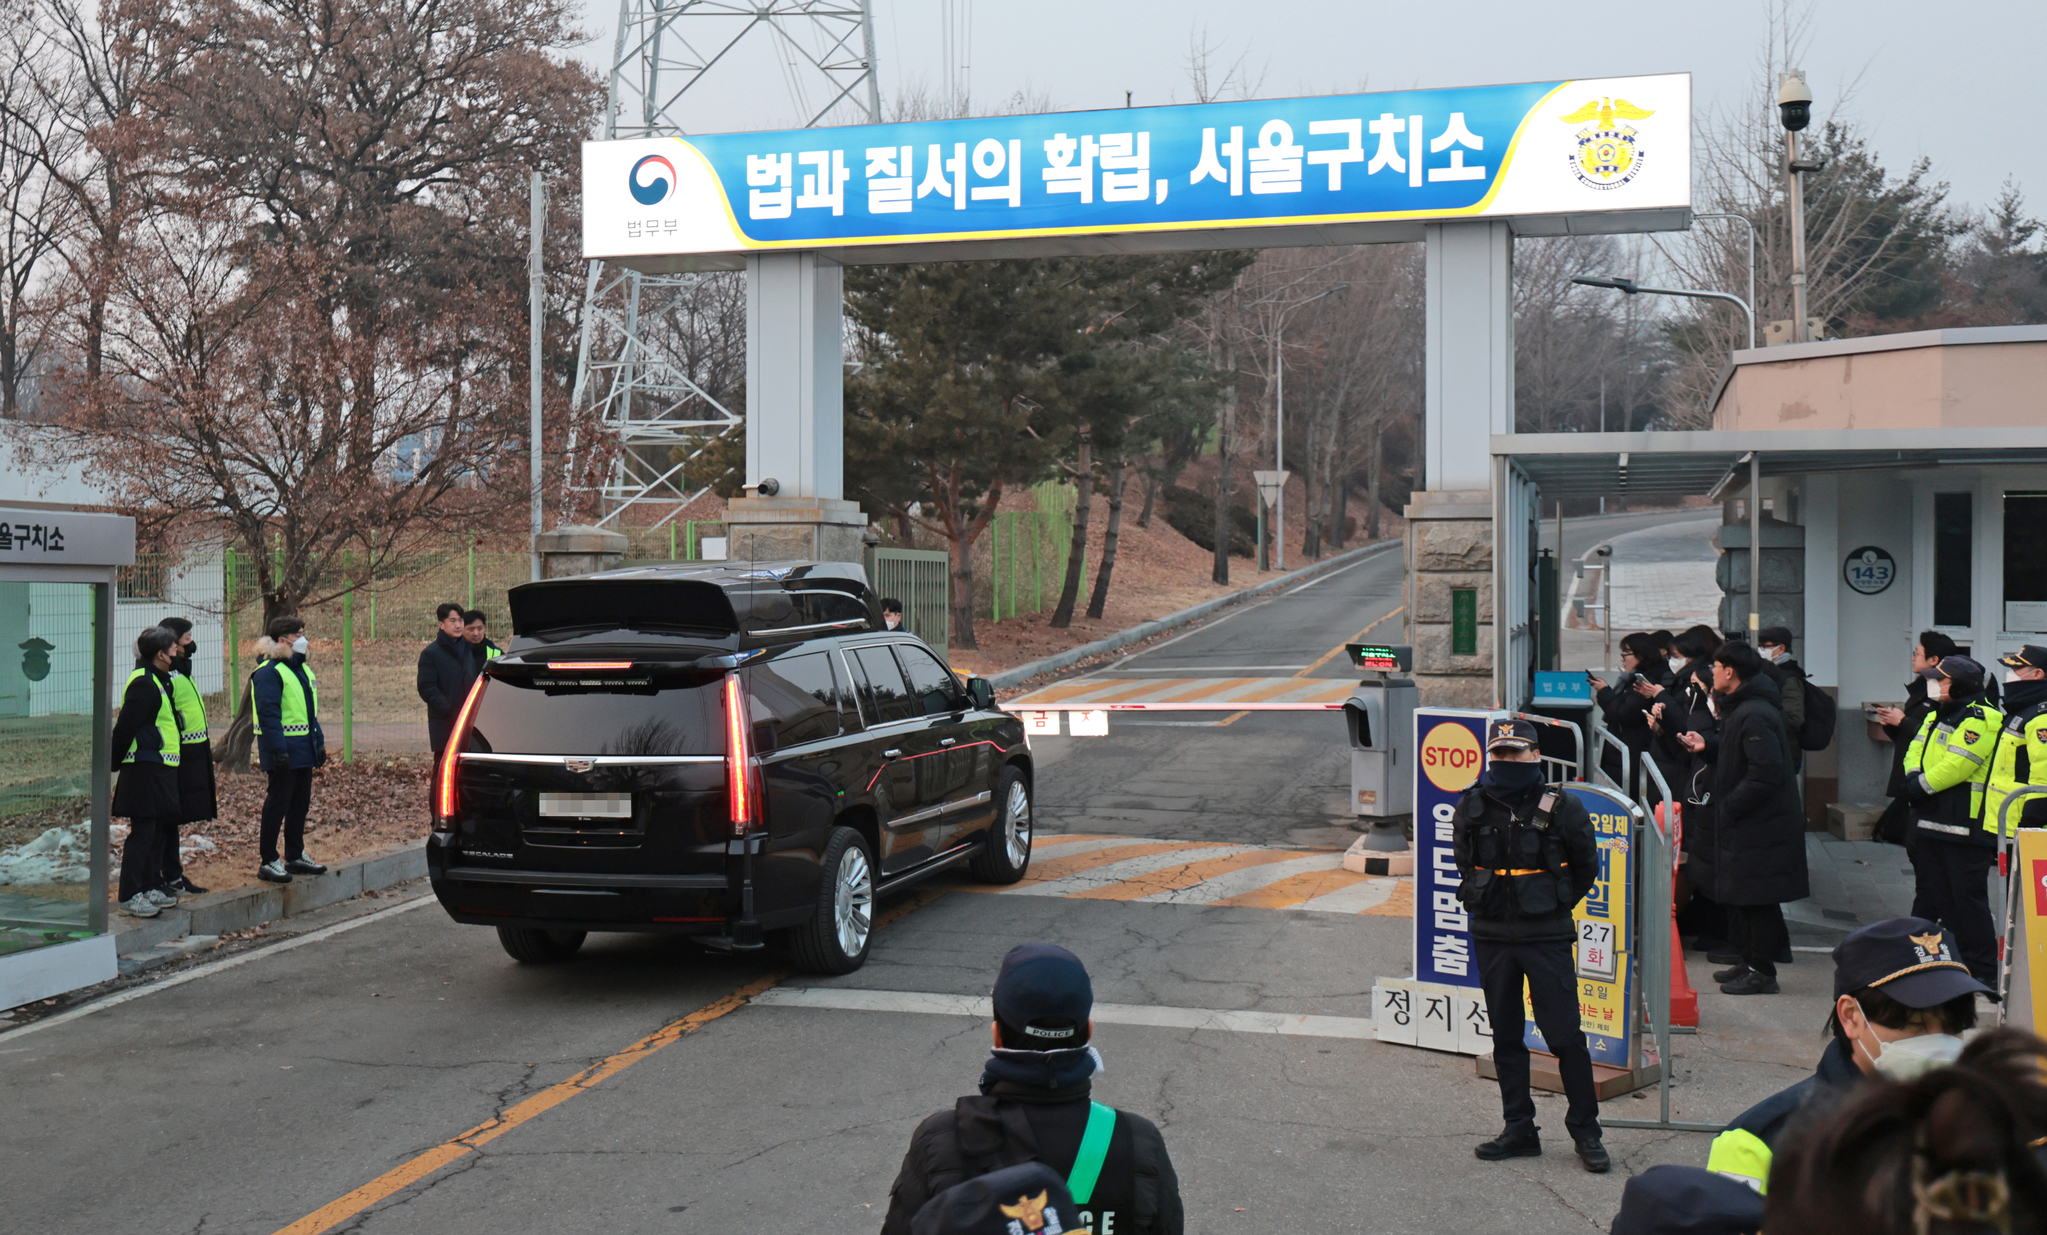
565, 759, 595, 773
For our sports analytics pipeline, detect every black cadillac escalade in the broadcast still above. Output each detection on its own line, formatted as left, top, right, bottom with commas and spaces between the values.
426, 561, 1032, 974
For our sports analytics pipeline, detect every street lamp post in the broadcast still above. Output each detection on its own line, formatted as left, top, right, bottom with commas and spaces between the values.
1691, 212, 1758, 350
1272, 282, 1347, 571
1570, 275, 1755, 364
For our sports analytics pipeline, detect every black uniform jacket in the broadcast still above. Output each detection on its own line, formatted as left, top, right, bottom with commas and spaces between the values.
881, 1079, 1183, 1235
110, 664, 182, 820
416, 630, 479, 751
1696, 674, 1809, 907
1451, 779, 1600, 944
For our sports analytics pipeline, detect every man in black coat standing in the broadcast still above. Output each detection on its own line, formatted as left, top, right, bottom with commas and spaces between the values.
1680, 641, 1808, 995
1454, 719, 1608, 1173
417, 601, 479, 760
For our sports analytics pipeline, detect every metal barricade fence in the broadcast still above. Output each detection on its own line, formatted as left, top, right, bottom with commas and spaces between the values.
1606, 751, 1720, 1132
1997, 786, 2047, 1021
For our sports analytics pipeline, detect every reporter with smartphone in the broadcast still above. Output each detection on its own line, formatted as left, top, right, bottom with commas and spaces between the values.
1587, 633, 1673, 788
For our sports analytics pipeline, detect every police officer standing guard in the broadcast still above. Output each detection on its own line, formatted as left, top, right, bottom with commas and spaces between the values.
1455, 719, 1609, 1173
1986, 646, 2047, 835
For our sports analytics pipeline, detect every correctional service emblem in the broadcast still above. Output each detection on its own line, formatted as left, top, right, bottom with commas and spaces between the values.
1559, 97, 1654, 190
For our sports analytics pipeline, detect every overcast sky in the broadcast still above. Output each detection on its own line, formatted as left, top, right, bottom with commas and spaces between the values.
573, 0, 2043, 220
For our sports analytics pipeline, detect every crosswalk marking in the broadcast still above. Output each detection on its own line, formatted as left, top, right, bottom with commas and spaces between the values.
964, 835, 1410, 916
750, 987, 1379, 1040
1067, 846, 1313, 901
1206, 866, 1370, 909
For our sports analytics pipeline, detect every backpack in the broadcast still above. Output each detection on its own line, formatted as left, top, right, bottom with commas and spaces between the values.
1798, 680, 1837, 751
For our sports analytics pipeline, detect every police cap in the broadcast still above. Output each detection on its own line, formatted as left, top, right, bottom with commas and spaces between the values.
1831, 917, 1992, 1007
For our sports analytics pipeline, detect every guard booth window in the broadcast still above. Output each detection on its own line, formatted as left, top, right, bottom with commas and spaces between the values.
1933, 492, 1973, 628
2006, 492, 2047, 635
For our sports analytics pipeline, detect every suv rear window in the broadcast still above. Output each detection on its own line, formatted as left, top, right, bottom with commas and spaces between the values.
466, 670, 726, 756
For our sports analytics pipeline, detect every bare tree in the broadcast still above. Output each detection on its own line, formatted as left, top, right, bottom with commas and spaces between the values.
0, 5, 73, 416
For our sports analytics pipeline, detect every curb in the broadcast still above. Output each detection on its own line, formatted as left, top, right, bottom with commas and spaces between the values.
113, 841, 427, 960
987, 539, 1400, 690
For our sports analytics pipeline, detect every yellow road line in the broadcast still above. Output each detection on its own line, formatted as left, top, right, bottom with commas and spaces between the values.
272, 890, 944, 1235
1205, 867, 1370, 909
1064, 847, 1319, 901
1219, 605, 1405, 728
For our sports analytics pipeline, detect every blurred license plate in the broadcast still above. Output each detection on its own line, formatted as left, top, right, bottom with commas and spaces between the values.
538, 792, 633, 819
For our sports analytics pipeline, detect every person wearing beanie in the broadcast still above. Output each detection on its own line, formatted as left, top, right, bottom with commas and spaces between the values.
1704, 917, 1988, 1195
1901, 655, 2005, 984
881, 943, 1183, 1235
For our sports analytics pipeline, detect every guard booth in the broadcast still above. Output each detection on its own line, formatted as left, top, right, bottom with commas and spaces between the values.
0, 505, 133, 1008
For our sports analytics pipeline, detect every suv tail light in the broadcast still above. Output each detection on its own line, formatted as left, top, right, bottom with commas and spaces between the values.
436, 676, 489, 822
724, 672, 757, 836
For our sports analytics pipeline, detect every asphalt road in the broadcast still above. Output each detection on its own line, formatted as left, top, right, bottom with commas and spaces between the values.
6, 508, 1800, 1235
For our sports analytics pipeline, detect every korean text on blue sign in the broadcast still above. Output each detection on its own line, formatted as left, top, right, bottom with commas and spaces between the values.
1522, 784, 1638, 1068
584, 74, 1690, 259
1413, 710, 1492, 990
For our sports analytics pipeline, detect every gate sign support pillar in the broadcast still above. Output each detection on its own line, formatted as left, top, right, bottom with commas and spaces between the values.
728, 251, 869, 563
1407, 220, 1514, 709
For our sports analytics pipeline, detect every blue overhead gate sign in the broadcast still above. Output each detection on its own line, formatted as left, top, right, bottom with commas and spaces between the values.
585, 74, 1691, 264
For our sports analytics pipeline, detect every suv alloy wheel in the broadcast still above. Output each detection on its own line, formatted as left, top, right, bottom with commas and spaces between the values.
967, 766, 1032, 884
790, 826, 875, 974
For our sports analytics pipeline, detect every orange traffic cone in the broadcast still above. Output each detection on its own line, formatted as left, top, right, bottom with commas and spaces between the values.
1657, 802, 1701, 1028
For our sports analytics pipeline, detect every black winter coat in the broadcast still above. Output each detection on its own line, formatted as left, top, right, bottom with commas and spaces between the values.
1597, 662, 1673, 784
1452, 778, 1601, 943
417, 630, 479, 752
1698, 674, 1809, 906
111, 665, 183, 820
881, 1080, 1182, 1235
1883, 676, 1937, 799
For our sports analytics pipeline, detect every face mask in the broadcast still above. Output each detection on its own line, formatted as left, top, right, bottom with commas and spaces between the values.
884, 614, 900, 629
1762, 647, 1784, 663
292, 635, 309, 656
1855, 1020, 1965, 1080
1930, 679, 1948, 702
1669, 657, 1685, 674
1483, 760, 1545, 793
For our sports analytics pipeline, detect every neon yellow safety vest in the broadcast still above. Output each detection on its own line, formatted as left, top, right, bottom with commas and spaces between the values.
1705, 1126, 1772, 1194
1905, 703, 2004, 833
253, 660, 319, 739
1985, 702, 2047, 836
484, 645, 501, 662
119, 668, 182, 768
167, 669, 208, 745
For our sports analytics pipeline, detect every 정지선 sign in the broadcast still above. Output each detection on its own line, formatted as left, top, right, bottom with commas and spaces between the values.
584, 74, 1691, 263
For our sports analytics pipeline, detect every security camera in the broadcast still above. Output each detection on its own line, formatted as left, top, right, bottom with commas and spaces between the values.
756, 477, 781, 497
1777, 70, 1812, 132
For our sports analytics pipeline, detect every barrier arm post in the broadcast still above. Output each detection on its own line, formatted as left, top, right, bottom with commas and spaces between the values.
1605, 752, 1721, 1133
1997, 786, 2047, 1023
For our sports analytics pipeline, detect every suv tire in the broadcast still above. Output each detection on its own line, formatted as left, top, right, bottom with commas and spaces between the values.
789, 826, 876, 975
968, 766, 1032, 884
497, 926, 587, 964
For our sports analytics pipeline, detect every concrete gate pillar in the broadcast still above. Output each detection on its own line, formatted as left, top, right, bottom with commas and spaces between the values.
1406, 220, 1513, 708
726, 251, 869, 563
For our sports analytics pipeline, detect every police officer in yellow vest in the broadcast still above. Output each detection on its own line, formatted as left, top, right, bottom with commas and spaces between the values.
1986, 645, 2047, 836
1902, 655, 2004, 984
253, 615, 327, 884
156, 615, 216, 897
1704, 917, 1986, 1195
112, 627, 186, 917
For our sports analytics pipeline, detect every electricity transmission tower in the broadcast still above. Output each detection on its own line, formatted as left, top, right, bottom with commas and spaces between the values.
570, 1, 881, 529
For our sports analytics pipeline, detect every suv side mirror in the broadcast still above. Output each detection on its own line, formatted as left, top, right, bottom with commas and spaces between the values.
967, 677, 995, 711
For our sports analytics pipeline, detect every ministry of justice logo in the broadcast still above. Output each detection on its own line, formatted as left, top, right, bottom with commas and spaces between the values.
1559, 97, 1654, 190
629, 154, 675, 205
